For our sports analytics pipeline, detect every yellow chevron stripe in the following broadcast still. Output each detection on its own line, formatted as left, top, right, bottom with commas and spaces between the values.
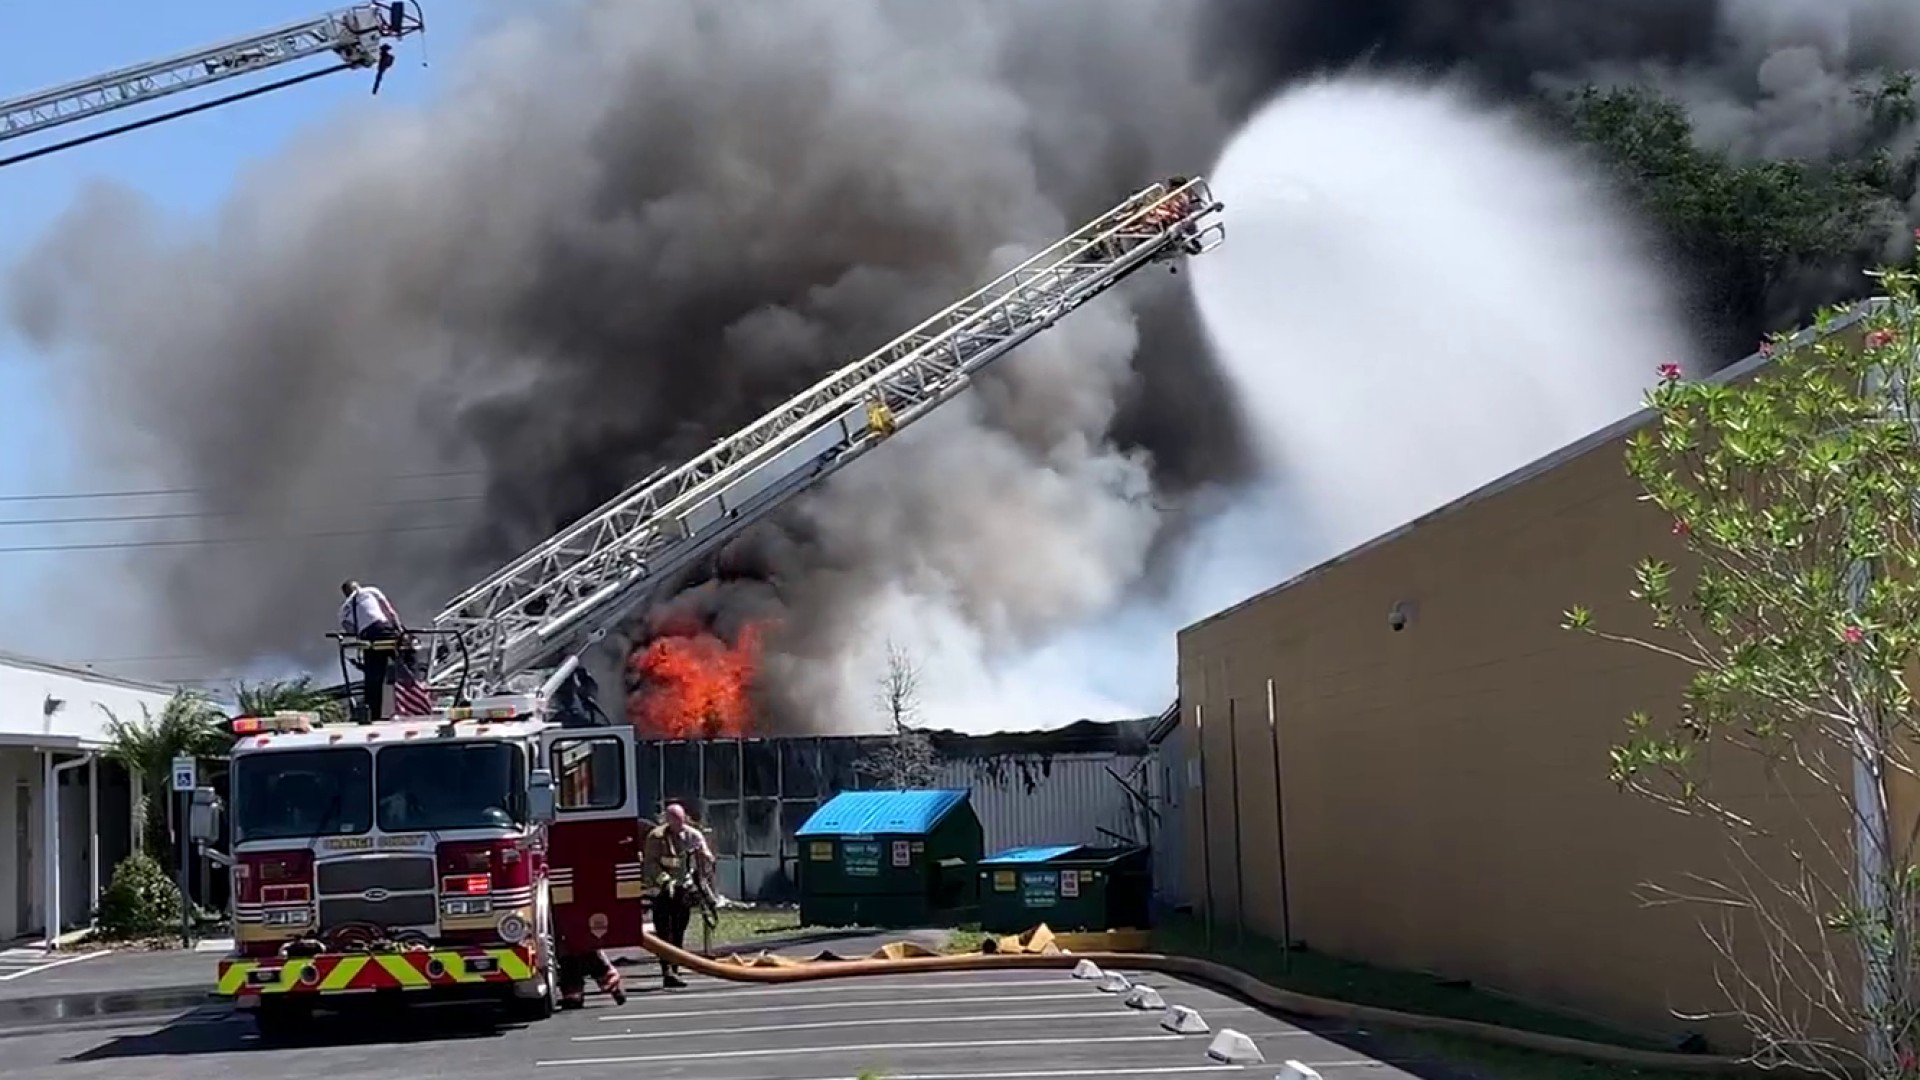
376, 953, 432, 988
492, 947, 535, 981
432, 951, 484, 984
217, 962, 253, 996
253, 959, 314, 995
318, 955, 368, 992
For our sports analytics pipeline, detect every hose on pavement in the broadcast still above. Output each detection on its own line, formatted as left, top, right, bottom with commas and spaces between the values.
633, 930, 1806, 1078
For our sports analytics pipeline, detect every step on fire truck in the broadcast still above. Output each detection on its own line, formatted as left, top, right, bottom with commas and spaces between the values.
209, 176, 1225, 1034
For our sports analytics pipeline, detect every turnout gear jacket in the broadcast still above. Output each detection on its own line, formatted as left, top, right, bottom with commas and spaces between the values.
642, 821, 714, 898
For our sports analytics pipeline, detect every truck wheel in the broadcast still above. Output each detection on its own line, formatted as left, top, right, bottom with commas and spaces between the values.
253, 1000, 312, 1042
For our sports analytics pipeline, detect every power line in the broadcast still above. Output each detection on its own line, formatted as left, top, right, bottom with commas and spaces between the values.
0, 492, 483, 527
0, 469, 484, 503
0, 521, 463, 554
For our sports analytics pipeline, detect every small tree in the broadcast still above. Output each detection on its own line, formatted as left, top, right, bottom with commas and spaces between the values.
102, 689, 231, 858
855, 641, 939, 788
1565, 260, 1920, 1077
233, 676, 345, 725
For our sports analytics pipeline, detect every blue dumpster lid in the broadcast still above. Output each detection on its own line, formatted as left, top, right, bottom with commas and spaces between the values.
795, 789, 970, 838
981, 844, 1083, 865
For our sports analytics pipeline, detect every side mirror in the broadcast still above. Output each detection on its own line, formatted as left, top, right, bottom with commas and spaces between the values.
528, 769, 556, 823
188, 787, 223, 845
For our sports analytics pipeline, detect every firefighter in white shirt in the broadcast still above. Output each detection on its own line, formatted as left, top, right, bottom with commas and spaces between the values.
339, 580, 405, 720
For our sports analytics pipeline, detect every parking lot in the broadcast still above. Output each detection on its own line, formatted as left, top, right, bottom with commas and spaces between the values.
0, 964, 1434, 1080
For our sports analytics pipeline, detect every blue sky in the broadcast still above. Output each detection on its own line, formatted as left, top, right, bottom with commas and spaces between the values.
0, 1, 485, 684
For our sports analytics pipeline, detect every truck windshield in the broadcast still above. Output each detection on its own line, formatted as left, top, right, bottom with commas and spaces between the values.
231, 748, 374, 843
376, 742, 526, 832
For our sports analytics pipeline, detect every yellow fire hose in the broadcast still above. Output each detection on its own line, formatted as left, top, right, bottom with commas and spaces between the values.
633, 930, 1808, 1078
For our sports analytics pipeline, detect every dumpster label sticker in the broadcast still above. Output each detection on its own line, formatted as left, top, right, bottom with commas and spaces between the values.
1020, 870, 1059, 908
809, 841, 833, 862
842, 840, 882, 877
1061, 871, 1080, 898
992, 870, 1016, 892
891, 840, 911, 867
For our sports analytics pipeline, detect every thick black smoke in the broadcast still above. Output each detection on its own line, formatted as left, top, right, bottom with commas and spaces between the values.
8, 0, 1252, 728
6, 0, 1918, 728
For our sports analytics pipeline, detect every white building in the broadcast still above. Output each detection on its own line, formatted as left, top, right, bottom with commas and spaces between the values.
0, 652, 177, 944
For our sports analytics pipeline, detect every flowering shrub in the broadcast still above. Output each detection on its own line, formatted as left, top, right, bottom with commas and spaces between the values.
1565, 256, 1920, 1078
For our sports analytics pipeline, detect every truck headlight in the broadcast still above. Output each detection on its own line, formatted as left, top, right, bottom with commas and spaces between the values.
441, 897, 490, 918
496, 914, 528, 944
264, 908, 311, 927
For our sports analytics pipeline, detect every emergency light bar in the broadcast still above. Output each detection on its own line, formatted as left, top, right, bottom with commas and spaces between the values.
230, 712, 317, 735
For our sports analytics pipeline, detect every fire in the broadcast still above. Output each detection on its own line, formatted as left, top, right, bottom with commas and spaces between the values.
626, 621, 767, 739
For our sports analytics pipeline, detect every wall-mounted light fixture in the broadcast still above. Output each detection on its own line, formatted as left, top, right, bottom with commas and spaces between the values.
1388, 601, 1415, 633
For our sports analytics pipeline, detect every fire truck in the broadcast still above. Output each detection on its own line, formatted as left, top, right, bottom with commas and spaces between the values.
202, 177, 1223, 1034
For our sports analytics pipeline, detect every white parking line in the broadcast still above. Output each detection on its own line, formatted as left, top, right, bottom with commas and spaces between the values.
787, 1060, 1251, 1068
576, 1009, 1175, 1043
596, 991, 1107, 1022
536, 1033, 1187, 1068
0, 949, 114, 982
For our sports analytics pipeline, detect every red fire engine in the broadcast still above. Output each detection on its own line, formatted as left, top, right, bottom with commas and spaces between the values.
214, 699, 644, 1034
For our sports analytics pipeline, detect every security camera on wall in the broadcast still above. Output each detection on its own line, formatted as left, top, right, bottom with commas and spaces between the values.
1388, 601, 1413, 633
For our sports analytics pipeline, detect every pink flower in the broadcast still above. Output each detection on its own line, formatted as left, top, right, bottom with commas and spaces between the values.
1868, 328, 1896, 349
1844, 626, 1865, 645
1671, 519, 1690, 537
1657, 363, 1682, 382
1758, 340, 1774, 357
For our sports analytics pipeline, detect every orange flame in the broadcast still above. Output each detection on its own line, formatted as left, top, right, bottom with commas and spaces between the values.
625, 621, 767, 739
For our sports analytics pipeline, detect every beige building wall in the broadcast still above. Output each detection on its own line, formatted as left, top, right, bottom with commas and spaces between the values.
1175, 417, 1857, 1047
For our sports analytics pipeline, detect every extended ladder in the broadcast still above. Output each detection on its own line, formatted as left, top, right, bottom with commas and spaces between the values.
0, 3, 420, 145
423, 177, 1226, 693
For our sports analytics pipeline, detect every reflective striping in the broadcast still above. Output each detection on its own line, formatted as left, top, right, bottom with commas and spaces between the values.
377, 953, 432, 987
552, 886, 575, 904
493, 947, 535, 981
614, 881, 645, 900
215, 944, 536, 997
319, 955, 368, 991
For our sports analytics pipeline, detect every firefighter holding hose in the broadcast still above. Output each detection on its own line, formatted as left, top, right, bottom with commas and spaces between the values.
643, 802, 716, 989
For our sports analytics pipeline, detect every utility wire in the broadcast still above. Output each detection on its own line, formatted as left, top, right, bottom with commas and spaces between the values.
0, 492, 482, 527
0, 469, 482, 503
0, 520, 463, 554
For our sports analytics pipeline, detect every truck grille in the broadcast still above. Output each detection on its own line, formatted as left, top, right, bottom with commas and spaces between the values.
320, 894, 439, 930
315, 854, 438, 936
316, 854, 436, 895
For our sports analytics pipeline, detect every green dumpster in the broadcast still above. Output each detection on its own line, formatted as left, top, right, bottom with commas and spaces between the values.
796, 789, 984, 929
977, 845, 1151, 934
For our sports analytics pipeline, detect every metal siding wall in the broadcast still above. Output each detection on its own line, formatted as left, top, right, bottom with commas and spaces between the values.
1147, 731, 1190, 910
636, 736, 1153, 902
931, 753, 1150, 855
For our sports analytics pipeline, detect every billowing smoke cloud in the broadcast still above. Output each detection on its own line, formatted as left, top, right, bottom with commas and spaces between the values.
7, 0, 1253, 729
6, 0, 1918, 731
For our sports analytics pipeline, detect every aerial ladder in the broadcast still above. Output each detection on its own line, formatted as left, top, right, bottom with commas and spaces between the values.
416, 177, 1227, 709
0, 3, 424, 168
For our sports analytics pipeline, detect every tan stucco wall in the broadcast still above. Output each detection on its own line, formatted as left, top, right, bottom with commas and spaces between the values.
1175, 426, 1856, 1047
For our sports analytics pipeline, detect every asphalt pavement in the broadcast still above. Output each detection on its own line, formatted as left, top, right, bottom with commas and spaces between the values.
0, 958, 1453, 1080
